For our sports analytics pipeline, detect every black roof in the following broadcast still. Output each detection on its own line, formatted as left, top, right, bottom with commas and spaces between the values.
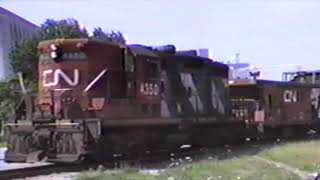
128, 44, 158, 57
128, 44, 228, 71
158, 51, 228, 70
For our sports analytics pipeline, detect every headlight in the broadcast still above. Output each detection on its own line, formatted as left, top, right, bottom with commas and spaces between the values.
49, 44, 62, 61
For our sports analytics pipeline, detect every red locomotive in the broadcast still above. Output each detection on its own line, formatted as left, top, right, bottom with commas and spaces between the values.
230, 79, 320, 138
4, 39, 236, 163
4, 39, 320, 163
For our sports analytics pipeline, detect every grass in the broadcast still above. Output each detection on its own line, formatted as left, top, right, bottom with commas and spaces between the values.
161, 158, 301, 180
0, 141, 6, 147
74, 157, 301, 180
71, 139, 320, 180
259, 140, 320, 172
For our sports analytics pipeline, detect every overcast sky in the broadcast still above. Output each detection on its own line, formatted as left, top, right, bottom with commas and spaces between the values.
1, 0, 320, 80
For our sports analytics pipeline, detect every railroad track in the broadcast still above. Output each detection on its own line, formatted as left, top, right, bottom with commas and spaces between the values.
0, 164, 58, 180
0, 163, 101, 180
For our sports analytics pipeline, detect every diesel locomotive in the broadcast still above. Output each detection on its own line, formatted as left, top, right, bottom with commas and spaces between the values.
3, 38, 320, 163
4, 39, 238, 163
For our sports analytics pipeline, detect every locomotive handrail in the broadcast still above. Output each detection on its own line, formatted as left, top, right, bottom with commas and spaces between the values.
4, 122, 81, 126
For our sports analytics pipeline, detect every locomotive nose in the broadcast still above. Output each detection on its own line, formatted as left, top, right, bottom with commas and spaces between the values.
25, 130, 52, 162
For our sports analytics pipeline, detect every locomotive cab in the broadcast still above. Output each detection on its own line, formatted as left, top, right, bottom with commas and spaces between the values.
37, 39, 127, 119
34, 39, 164, 120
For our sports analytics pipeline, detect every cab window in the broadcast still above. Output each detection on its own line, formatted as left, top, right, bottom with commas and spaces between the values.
125, 54, 135, 73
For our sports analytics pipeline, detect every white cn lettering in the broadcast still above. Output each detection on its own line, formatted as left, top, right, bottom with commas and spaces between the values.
43, 69, 55, 87
43, 69, 80, 87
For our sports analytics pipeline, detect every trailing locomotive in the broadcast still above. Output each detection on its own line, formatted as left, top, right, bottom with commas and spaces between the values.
4, 39, 238, 163
229, 79, 320, 138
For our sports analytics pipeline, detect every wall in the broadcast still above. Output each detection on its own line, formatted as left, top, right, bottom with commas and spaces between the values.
0, 7, 39, 80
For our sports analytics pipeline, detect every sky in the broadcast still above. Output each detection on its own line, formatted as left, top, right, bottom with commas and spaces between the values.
1, 0, 320, 80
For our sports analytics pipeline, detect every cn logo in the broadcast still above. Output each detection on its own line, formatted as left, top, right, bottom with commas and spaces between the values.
43, 69, 80, 87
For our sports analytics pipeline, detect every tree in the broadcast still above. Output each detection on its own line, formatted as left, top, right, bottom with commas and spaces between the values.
91, 27, 114, 42
40, 19, 89, 40
108, 30, 126, 45
91, 27, 126, 45
10, 39, 39, 85
0, 79, 20, 130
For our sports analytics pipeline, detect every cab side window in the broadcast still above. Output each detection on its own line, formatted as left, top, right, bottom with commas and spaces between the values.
125, 54, 135, 73
145, 59, 159, 80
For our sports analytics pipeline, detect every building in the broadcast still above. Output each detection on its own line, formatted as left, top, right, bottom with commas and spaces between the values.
228, 62, 252, 80
282, 70, 320, 83
0, 7, 39, 80
225, 53, 258, 80
176, 48, 211, 58
197, 48, 210, 58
